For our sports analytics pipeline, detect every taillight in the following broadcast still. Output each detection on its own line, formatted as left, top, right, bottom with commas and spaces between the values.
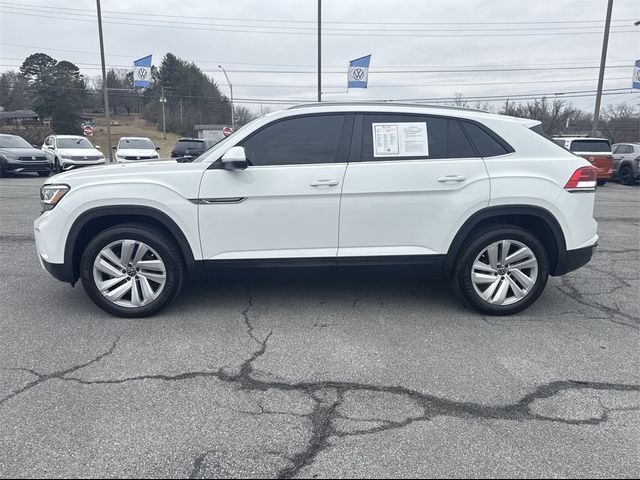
564, 166, 598, 190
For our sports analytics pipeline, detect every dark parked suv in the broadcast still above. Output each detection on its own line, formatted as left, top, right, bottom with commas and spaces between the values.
0, 134, 52, 177
171, 138, 217, 161
612, 143, 640, 185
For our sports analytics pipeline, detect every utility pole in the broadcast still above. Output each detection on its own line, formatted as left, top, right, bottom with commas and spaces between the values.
96, 0, 113, 162
591, 0, 614, 136
318, 0, 321, 102
218, 65, 234, 130
179, 97, 183, 131
160, 87, 167, 140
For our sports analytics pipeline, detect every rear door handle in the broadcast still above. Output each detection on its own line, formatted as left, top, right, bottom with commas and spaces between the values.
437, 175, 467, 182
309, 179, 339, 187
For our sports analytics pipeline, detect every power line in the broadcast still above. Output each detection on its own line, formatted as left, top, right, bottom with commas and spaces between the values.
1, 3, 636, 33
1, 8, 638, 38
0, 58, 635, 75
0, 1, 635, 26
0, 42, 635, 71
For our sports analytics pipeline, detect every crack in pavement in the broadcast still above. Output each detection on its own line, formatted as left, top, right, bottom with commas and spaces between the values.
558, 276, 640, 330
0, 337, 120, 406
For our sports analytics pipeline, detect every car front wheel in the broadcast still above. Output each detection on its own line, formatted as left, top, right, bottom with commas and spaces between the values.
456, 226, 549, 316
80, 223, 184, 317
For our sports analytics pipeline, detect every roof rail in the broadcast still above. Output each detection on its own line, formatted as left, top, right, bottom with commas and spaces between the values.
286, 102, 489, 113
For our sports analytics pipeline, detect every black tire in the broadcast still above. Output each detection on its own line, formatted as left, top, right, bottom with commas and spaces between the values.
54, 158, 62, 173
597, 179, 607, 186
80, 223, 184, 317
455, 226, 549, 316
618, 164, 636, 186
37, 171, 50, 177
0, 159, 7, 177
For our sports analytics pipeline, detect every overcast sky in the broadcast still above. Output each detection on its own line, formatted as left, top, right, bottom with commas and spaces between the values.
0, 0, 639, 113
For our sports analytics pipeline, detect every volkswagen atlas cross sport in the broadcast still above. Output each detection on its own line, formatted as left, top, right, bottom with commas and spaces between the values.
35, 103, 599, 318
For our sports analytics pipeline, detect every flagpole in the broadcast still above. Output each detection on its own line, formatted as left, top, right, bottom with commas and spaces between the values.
317, 0, 321, 102
96, 0, 113, 162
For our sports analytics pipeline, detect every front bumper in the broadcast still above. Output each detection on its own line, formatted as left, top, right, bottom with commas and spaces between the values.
61, 159, 106, 170
41, 258, 75, 283
553, 242, 597, 276
7, 161, 52, 172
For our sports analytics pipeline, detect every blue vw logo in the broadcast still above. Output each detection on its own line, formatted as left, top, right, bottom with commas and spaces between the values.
352, 68, 365, 81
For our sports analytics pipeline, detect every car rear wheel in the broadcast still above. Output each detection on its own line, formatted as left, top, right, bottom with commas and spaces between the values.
619, 164, 635, 186
80, 223, 184, 317
456, 226, 549, 315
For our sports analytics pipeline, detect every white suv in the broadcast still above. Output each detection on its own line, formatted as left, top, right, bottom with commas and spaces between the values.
42, 135, 105, 173
114, 137, 160, 163
35, 103, 599, 317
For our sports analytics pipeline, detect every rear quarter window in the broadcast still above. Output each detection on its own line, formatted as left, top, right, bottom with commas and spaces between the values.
460, 121, 513, 157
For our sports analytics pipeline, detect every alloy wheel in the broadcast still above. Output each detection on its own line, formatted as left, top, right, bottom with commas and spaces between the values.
471, 239, 539, 306
92, 239, 166, 308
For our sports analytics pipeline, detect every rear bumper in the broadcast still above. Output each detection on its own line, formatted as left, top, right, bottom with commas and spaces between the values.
553, 242, 597, 276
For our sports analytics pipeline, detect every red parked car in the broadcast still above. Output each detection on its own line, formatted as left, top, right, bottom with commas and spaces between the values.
553, 137, 613, 186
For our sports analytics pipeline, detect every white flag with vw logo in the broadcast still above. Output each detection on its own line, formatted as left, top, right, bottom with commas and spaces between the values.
133, 55, 152, 88
348, 55, 371, 89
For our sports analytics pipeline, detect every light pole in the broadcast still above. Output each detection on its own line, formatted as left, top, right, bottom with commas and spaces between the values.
318, 0, 321, 102
95, 0, 113, 162
218, 65, 234, 131
591, 0, 614, 136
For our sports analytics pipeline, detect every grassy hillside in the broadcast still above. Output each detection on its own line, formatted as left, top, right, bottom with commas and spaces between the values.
89, 113, 182, 159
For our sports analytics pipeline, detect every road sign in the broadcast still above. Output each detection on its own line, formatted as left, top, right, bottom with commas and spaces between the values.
223, 127, 233, 137
83, 125, 94, 137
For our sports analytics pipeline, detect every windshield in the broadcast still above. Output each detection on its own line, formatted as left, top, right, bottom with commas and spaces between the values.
119, 138, 154, 149
193, 116, 265, 163
0, 136, 32, 148
57, 137, 95, 149
570, 140, 611, 153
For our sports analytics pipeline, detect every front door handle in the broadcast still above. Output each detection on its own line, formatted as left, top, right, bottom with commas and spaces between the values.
437, 175, 467, 183
309, 179, 339, 187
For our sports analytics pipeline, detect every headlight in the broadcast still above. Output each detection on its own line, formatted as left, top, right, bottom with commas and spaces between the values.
59, 154, 72, 160
40, 184, 70, 211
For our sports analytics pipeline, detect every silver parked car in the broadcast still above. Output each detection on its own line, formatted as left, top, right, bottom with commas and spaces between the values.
612, 142, 640, 186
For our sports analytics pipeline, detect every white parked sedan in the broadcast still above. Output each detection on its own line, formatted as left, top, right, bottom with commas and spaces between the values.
114, 137, 160, 163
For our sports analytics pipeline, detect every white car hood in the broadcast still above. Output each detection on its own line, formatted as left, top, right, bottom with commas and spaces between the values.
115, 148, 158, 157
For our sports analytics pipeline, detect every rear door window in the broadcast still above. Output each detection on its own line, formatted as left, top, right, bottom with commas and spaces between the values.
569, 140, 611, 153
360, 114, 477, 161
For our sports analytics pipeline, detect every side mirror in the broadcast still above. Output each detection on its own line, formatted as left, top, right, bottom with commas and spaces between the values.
156, 147, 161, 151
33, 144, 39, 148
221, 146, 248, 171
112, 146, 117, 150
95, 145, 101, 150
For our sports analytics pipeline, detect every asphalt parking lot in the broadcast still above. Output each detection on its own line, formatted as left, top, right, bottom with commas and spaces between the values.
0, 173, 639, 478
